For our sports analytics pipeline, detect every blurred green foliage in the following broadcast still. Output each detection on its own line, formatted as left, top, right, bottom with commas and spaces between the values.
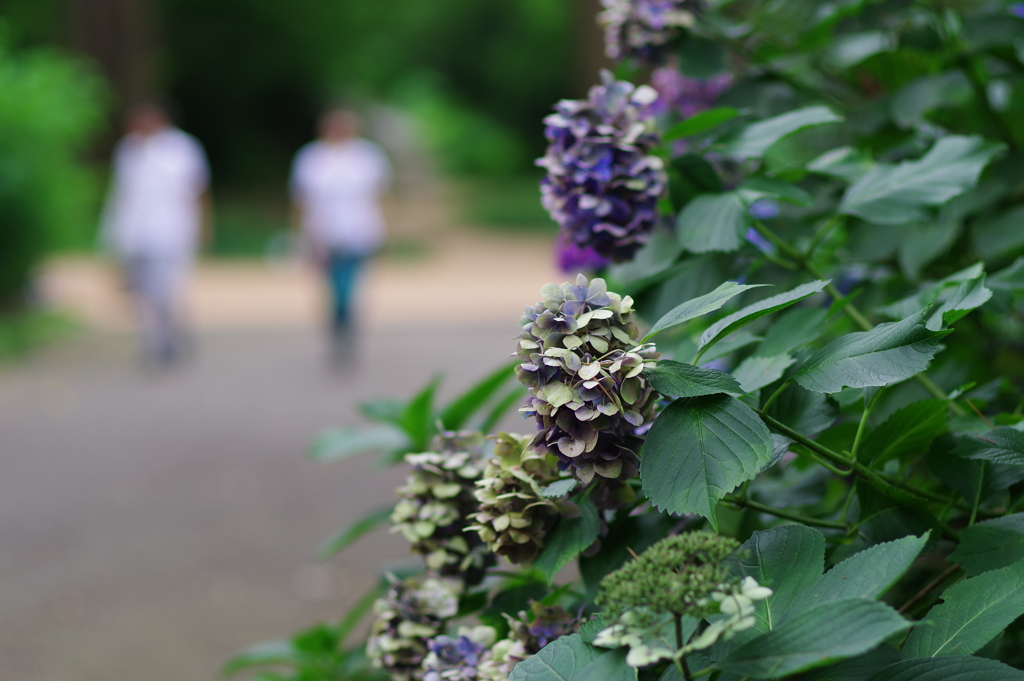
0, 32, 105, 308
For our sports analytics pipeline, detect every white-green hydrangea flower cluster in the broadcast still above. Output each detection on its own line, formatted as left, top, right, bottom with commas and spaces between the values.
391, 431, 495, 584
367, 575, 463, 681
466, 432, 576, 566
516, 275, 661, 485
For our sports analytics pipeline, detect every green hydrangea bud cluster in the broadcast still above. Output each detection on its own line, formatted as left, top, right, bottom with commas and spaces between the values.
466, 433, 576, 566
367, 575, 463, 681
516, 275, 661, 485
391, 430, 495, 585
477, 603, 581, 681
597, 532, 740, 618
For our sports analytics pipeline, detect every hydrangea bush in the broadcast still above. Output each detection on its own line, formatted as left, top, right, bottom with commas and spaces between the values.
226, 1, 1024, 680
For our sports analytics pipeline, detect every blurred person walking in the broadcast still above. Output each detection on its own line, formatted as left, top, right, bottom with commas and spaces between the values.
290, 106, 391, 367
100, 101, 211, 368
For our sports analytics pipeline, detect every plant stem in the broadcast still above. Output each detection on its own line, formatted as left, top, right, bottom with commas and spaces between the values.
805, 214, 841, 259
750, 219, 967, 417
723, 495, 848, 530
760, 379, 792, 413
898, 563, 961, 615
851, 388, 883, 463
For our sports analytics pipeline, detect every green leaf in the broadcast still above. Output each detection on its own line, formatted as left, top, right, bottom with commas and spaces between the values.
663, 107, 739, 141
955, 428, 1024, 466
533, 496, 600, 584
807, 146, 875, 182
509, 634, 636, 681
307, 425, 411, 462
793, 311, 948, 394
317, 505, 394, 559
439, 361, 516, 430
864, 399, 948, 466
877, 264, 987, 320
973, 206, 1024, 260
722, 106, 843, 160
925, 277, 992, 331
925, 442, 1020, 509
644, 281, 768, 340
767, 385, 838, 436
949, 514, 1024, 577
989, 258, 1024, 291
725, 525, 825, 634
640, 394, 773, 530
890, 72, 971, 129
733, 354, 795, 393
791, 534, 929, 611
898, 221, 960, 281
865, 656, 1024, 680
902, 558, 1024, 658
644, 360, 743, 398
738, 176, 813, 207
221, 640, 296, 677
803, 646, 901, 681
401, 376, 440, 450
695, 280, 830, 362
839, 136, 1004, 224
857, 480, 939, 545
720, 599, 909, 678
758, 307, 827, 357
827, 31, 892, 67
677, 192, 748, 253
539, 479, 578, 499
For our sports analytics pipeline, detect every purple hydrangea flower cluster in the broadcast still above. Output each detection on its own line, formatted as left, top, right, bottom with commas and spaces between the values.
538, 72, 667, 263
650, 67, 732, 119
422, 626, 495, 681
599, 0, 698, 63
555, 230, 610, 274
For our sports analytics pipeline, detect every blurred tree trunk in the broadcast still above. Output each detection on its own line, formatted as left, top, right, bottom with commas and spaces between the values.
576, 0, 612, 96
67, 0, 160, 113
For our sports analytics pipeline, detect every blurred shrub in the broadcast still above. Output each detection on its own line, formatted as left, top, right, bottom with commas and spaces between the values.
0, 36, 105, 308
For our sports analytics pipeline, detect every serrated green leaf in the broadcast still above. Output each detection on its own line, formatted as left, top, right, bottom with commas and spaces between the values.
677, 192, 748, 253
902, 558, 1024, 658
989, 258, 1024, 291
539, 479, 577, 499
767, 385, 838, 436
317, 505, 394, 559
663, 107, 739, 141
890, 72, 971, 129
439, 361, 516, 430
644, 281, 768, 340
509, 634, 637, 681
758, 307, 827, 357
733, 354, 795, 393
533, 496, 599, 584
865, 399, 948, 466
803, 646, 902, 681
949, 514, 1024, 577
866, 655, 1024, 680
955, 427, 1024, 466
898, 221, 960, 281
722, 106, 842, 160
640, 395, 772, 529
308, 425, 411, 462
925, 277, 992, 331
738, 176, 813, 207
877, 264, 987, 320
695, 281, 829, 363
725, 525, 825, 634
857, 480, 939, 545
791, 534, 929, 612
644, 360, 743, 398
839, 136, 1004, 225
721, 599, 909, 678
807, 146, 875, 182
793, 311, 948, 394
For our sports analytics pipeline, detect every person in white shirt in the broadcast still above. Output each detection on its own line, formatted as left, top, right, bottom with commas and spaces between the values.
100, 102, 210, 367
290, 106, 391, 364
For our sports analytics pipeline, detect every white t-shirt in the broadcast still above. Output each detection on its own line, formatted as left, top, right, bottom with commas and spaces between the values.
290, 139, 391, 254
101, 127, 210, 258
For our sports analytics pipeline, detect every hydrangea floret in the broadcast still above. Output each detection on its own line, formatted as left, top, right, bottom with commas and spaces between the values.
478, 603, 581, 681
516, 275, 661, 484
593, 532, 772, 668
537, 72, 666, 262
466, 433, 577, 566
422, 625, 497, 681
391, 430, 494, 584
367, 575, 464, 681
599, 0, 698, 64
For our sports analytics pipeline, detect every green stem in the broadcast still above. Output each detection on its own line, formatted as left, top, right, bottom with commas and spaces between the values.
805, 214, 841, 259
760, 379, 792, 413
723, 495, 848, 530
851, 388, 883, 463
751, 219, 967, 417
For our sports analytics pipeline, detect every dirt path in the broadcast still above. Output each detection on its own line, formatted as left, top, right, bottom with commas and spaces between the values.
1, 194, 563, 680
